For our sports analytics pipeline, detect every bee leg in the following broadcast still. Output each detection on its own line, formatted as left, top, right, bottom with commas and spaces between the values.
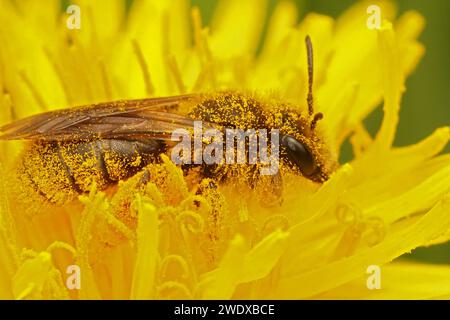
197, 179, 218, 192
195, 178, 229, 264
137, 168, 151, 188
194, 178, 219, 208
254, 171, 284, 207
195, 179, 228, 232
108, 167, 157, 231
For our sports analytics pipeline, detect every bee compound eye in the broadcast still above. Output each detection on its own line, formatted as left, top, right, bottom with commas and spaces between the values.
281, 135, 317, 176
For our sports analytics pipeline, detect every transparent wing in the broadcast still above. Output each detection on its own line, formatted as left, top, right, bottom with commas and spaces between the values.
0, 95, 215, 141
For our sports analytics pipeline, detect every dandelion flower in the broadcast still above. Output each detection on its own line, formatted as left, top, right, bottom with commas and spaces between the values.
0, 0, 449, 300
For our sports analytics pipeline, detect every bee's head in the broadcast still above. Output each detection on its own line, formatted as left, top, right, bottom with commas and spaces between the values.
267, 106, 331, 182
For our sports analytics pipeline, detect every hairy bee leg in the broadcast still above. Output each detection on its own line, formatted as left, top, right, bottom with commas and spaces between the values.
108, 167, 156, 227
195, 179, 218, 193
194, 179, 221, 213
254, 171, 284, 207
195, 178, 229, 264
137, 168, 151, 188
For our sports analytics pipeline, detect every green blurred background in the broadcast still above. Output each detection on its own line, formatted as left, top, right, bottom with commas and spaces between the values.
191, 0, 450, 264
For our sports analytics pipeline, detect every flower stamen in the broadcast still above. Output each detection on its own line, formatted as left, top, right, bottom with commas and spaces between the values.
98, 59, 112, 100
43, 47, 74, 104
176, 210, 205, 234
157, 280, 193, 299
46, 241, 76, 257
166, 55, 186, 94
160, 254, 190, 280
262, 214, 290, 235
364, 216, 387, 247
132, 39, 155, 96
19, 71, 47, 111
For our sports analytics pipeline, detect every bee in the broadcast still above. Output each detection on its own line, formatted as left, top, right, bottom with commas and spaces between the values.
0, 36, 335, 205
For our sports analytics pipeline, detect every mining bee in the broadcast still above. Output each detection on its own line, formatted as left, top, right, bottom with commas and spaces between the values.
0, 36, 335, 205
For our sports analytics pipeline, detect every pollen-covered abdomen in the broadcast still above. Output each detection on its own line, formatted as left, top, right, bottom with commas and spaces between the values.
17, 139, 163, 204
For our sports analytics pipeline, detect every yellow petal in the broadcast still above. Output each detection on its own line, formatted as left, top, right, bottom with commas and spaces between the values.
210, 0, 268, 58
374, 23, 403, 149
241, 229, 289, 283
347, 127, 449, 200
364, 164, 450, 223
130, 196, 159, 299
200, 234, 247, 299
320, 262, 450, 299
259, 1, 298, 60
276, 195, 450, 298
281, 165, 353, 277
76, 190, 105, 299
12, 252, 52, 299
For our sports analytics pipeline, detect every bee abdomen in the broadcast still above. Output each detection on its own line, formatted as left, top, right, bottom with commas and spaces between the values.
17, 142, 79, 204
99, 139, 162, 181
18, 139, 163, 204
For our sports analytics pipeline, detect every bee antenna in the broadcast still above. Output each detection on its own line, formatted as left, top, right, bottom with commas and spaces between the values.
305, 35, 314, 116
310, 112, 323, 130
